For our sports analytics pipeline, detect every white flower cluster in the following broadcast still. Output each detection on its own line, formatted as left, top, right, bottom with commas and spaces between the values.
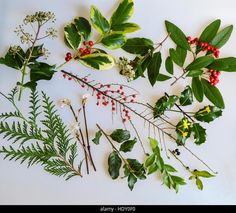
23, 11, 56, 25
117, 57, 136, 81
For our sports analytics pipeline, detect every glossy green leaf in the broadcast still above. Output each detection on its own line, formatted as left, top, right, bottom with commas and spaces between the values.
149, 138, 159, 153
74, 17, 91, 40
179, 86, 193, 106
111, 22, 140, 34
119, 138, 137, 153
186, 56, 214, 71
156, 74, 171, 82
110, 129, 130, 143
127, 159, 146, 180
186, 70, 203, 77
90, 5, 110, 35
193, 170, 215, 178
108, 151, 122, 179
19, 81, 37, 92
122, 37, 154, 55
164, 164, 177, 173
176, 117, 192, 145
79, 53, 115, 70
148, 52, 162, 86
147, 163, 158, 175
26, 45, 44, 62
92, 130, 102, 145
192, 77, 204, 102
192, 123, 206, 145
169, 47, 187, 67
128, 173, 137, 191
211, 25, 233, 48
208, 57, 236, 71
165, 21, 190, 50
101, 33, 127, 50
145, 154, 156, 168
194, 105, 222, 123
110, 0, 134, 27
201, 79, 225, 109
196, 178, 203, 190
165, 56, 173, 75
64, 23, 81, 50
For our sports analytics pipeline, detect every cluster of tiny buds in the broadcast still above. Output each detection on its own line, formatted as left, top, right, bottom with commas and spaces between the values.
209, 69, 220, 86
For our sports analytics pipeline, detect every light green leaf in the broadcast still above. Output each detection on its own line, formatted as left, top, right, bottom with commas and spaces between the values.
110, 129, 130, 143
211, 25, 233, 48
101, 33, 127, 50
164, 164, 177, 173
64, 23, 81, 50
74, 17, 91, 40
148, 163, 158, 175
192, 77, 204, 102
145, 154, 156, 168
108, 151, 122, 179
186, 56, 214, 71
193, 170, 215, 178
187, 70, 203, 77
111, 22, 140, 34
148, 52, 162, 86
196, 177, 203, 190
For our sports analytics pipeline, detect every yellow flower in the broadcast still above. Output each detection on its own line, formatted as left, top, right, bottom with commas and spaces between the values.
182, 119, 190, 129
182, 132, 188, 137
205, 106, 211, 113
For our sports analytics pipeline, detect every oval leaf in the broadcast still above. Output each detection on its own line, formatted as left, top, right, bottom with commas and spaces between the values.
148, 52, 162, 86
128, 173, 137, 191
169, 47, 187, 67
187, 70, 203, 77
208, 57, 236, 72
108, 151, 122, 179
211, 25, 233, 48
119, 138, 137, 153
194, 105, 222, 123
110, 129, 130, 143
156, 74, 171, 82
111, 22, 140, 34
101, 33, 127, 50
64, 23, 81, 50
196, 178, 203, 190
192, 77, 204, 102
165, 56, 173, 75
74, 17, 91, 41
186, 56, 214, 71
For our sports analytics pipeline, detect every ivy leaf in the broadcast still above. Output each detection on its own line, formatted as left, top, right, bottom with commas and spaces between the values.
108, 151, 122, 179
145, 154, 156, 168
153, 95, 178, 118
201, 79, 225, 109
192, 123, 206, 145
122, 37, 154, 55
211, 25, 233, 48
128, 173, 137, 191
92, 130, 102, 145
165, 56, 173, 75
165, 21, 190, 50
101, 33, 127, 50
119, 138, 137, 153
179, 86, 193, 106
192, 77, 204, 102
90, 5, 110, 35
196, 177, 203, 190
74, 17, 91, 41
26, 45, 44, 62
193, 170, 215, 178
79, 53, 115, 70
169, 47, 187, 67
156, 74, 171, 82
111, 23, 140, 34
110, 129, 130, 143
147, 52, 162, 86
194, 105, 222, 123
208, 57, 236, 72
29, 62, 56, 82
110, 0, 134, 27
186, 56, 214, 71
186, 70, 203, 77
64, 23, 81, 50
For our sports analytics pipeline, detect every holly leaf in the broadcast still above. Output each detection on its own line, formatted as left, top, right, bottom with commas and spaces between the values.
64, 23, 81, 50
119, 138, 137, 153
101, 33, 127, 50
111, 23, 140, 34
176, 117, 192, 145
169, 47, 187, 67
179, 86, 193, 106
122, 37, 154, 55
147, 52, 162, 86
194, 105, 222, 123
186, 56, 214, 71
92, 130, 102, 145
26, 45, 44, 62
90, 5, 110, 35
110, 129, 130, 143
165, 56, 173, 75
201, 79, 225, 109
74, 17, 91, 41
192, 77, 204, 102
128, 173, 137, 191
108, 151, 122, 179
192, 123, 206, 145
211, 25, 233, 48
186, 70, 203, 77
165, 21, 190, 50
79, 53, 115, 70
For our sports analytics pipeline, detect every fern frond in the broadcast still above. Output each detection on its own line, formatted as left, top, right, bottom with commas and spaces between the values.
68, 142, 78, 166
0, 111, 23, 120
28, 91, 41, 124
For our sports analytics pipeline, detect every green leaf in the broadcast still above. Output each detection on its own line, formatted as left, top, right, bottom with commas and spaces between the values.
92, 130, 102, 145
165, 20, 190, 50
192, 123, 206, 145
192, 77, 204, 102
179, 86, 193, 106
21, 81, 37, 92
165, 56, 173, 75
148, 52, 162, 86
127, 159, 145, 176
29, 62, 56, 82
128, 173, 137, 191
148, 138, 160, 154
186, 70, 203, 77
169, 47, 187, 67
196, 177, 203, 190
147, 163, 158, 175
176, 117, 192, 145
26, 45, 44, 62
64, 23, 81, 50
201, 79, 225, 109
119, 138, 137, 153
199, 19, 221, 43
110, 129, 130, 143
145, 154, 156, 167
164, 164, 177, 173
79, 53, 115, 70
111, 23, 140, 34
208, 57, 236, 72
194, 105, 222, 123
156, 74, 171, 82
90, 6, 110, 35
108, 151, 122, 179
193, 170, 215, 178
171, 175, 186, 185
74, 17, 91, 41
211, 25, 233, 48
110, 0, 134, 27
186, 56, 214, 71
122, 37, 154, 55
101, 33, 127, 50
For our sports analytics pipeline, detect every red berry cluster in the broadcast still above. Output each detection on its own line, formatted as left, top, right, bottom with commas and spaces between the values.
65, 52, 72, 62
199, 42, 220, 58
209, 69, 220, 86
79, 40, 94, 57
186, 36, 199, 45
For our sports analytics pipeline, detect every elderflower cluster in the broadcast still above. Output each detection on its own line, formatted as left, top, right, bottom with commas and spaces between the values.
117, 57, 136, 82
46, 27, 57, 39
23, 11, 56, 25
9, 45, 22, 56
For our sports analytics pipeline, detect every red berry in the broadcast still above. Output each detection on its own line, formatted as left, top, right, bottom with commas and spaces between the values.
117, 90, 120, 93
122, 118, 126, 123
130, 99, 134, 103
107, 84, 111, 88
111, 90, 114, 94
79, 48, 84, 53
186, 36, 192, 41
88, 41, 94, 46
121, 92, 124, 95
120, 86, 123, 90
190, 40, 195, 45
85, 48, 91, 54
194, 37, 199, 42
66, 52, 72, 57
63, 73, 67, 78
83, 41, 87, 45
83, 78, 88, 82
81, 85, 85, 88
207, 46, 211, 51
123, 97, 127, 101
100, 84, 104, 88
199, 42, 204, 47
68, 77, 72, 81
96, 102, 99, 106
65, 57, 70, 62
112, 107, 116, 111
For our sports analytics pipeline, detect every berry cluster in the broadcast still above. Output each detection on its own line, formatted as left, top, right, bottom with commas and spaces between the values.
79, 40, 94, 57
186, 36, 199, 45
65, 52, 72, 62
173, 149, 181, 156
209, 69, 220, 86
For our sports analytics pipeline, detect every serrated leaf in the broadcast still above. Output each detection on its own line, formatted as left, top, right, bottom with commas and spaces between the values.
179, 86, 193, 106
108, 151, 122, 179
92, 130, 102, 145
169, 47, 187, 67
90, 5, 110, 35
194, 105, 222, 123
119, 138, 136, 153
110, 129, 130, 143
187, 70, 203, 77
211, 25, 233, 48
64, 23, 81, 50
148, 52, 162, 86
201, 79, 225, 109
186, 56, 214, 71
165, 56, 173, 75
192, 77, 204, 102
79, 53, 115, 70
128, 173, 137, 191
192, 123, 206, 145
111, 22, 140, 34
74, 17, 91, 41
101, 33, 127, 50
165, 20, 190, 50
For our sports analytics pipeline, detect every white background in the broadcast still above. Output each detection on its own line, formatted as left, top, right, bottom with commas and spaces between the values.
1, 0, 236, 205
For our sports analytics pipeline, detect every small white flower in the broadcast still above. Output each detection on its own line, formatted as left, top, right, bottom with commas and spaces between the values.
59, 98, 71, 108
82, 93, 90, 105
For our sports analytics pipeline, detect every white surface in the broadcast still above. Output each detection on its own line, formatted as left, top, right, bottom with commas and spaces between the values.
1, 0, 236, 205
